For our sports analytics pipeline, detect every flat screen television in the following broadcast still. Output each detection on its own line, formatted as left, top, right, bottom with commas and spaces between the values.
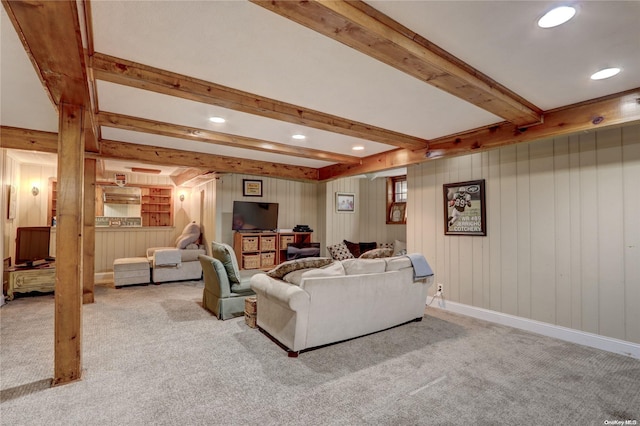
232, 201, 279, 231
15, 226, 52, 264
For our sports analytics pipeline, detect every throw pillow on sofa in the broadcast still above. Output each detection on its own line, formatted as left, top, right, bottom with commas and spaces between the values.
359, 241, 377, 254
175, 221, 201, 249
343, 240, 378, 258
343, 240, 361, 257
360, 247, 394, 259
283, 262, 345, 285
327, 242, 354, 260
267, 257, 334, 279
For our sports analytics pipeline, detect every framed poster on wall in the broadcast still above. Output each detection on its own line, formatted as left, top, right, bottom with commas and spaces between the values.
443, 179, 486, 236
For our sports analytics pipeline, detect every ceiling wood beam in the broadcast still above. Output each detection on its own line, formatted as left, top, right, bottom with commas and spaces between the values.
171, 168, 213, 187
90, 52, 429, 151
1, 125, 316, 181
2, 0, 86, 105
319, 89, 640, 180
95, 140, 318, 181
97, 112, 361, 165
1, 126, 59, 153
6, 89, 638, 182
253, 0, 542, 128
2, 0, 100, 152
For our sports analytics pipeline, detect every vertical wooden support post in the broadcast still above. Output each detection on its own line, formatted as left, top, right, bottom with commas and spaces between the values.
83, 158, 96, 304
53, 102, 84, 385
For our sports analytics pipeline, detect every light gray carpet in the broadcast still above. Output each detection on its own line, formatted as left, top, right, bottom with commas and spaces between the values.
1, 281, 638, 426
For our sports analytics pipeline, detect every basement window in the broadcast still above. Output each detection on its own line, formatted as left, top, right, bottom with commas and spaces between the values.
386, 175, 407, 224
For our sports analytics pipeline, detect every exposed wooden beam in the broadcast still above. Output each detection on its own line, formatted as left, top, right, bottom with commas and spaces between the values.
1, 125, 317, 181
253, 0, 542, 128
171, 168, 212, 187
97, 112, 361, 164
2, 0, 87, 106
6, 90, 638, 182
90, 52, 429, 151
96, 140, 319, 182
319, 89, 640, 180
3, 0, 100, 152
1, 126, 59, 152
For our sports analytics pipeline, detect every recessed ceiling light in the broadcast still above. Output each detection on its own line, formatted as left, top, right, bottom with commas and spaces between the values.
352, 145, 365, 151
538, 6, 576, 28
292, 134, 306, 140
590, 67, 621, 80
209, 116, 226, 123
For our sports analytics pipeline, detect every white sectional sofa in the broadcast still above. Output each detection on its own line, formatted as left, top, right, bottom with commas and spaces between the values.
250, 255, 433, 356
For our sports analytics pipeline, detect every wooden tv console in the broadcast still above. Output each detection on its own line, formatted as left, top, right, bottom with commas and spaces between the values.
233, 231, 312, 270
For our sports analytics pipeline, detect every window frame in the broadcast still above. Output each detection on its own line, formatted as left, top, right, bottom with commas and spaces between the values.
386, 175, 407, 225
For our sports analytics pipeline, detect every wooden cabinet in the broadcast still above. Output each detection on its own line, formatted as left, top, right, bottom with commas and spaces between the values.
48, 181, 173, 227
234, 231, 313, 270
141, 186, 173, 227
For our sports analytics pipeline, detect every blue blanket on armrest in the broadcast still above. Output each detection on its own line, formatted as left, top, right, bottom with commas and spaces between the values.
406, 253, 434, 281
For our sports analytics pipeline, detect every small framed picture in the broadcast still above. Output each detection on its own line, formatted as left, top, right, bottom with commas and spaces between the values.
388, 202, 406, 223
243, 179, 263, 197
443, 179, 486, 236
336, 192, 355, 213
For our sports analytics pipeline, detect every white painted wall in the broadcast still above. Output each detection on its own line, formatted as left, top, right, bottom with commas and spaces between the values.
408, 123, 640, 344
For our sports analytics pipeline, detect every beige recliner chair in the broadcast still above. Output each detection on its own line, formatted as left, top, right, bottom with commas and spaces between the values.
198, 241, 261, 320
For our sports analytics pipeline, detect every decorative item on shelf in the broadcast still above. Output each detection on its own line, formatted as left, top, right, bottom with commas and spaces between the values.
293, 225, 313, 232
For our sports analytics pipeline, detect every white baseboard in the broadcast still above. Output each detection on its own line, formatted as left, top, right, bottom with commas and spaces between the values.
430, 299, 640, 360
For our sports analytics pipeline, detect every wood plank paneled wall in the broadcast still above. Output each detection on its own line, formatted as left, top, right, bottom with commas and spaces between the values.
408, 123, 640, 344
94, 227, 175, 273
6, 163, 196, 273
212, 174, 319, 247
321, 176, 407, 254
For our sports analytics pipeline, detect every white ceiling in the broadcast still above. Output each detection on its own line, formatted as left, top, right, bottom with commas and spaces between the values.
2, 1, 639, 177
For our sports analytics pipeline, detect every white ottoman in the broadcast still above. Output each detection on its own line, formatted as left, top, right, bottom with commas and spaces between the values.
113, 257, 150, 288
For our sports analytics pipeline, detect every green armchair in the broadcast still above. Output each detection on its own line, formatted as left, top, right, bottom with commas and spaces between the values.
198, 241, 261, 320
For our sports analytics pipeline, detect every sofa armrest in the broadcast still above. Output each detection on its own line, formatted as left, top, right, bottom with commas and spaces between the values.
151, 248, 182, 267
250, 274, 309, 312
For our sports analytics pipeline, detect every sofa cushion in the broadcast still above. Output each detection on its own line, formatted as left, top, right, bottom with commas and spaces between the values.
266, 257, 333, 279
283, 261, 345, 285
176, 221, 201, 249
211, 241, 241, 285
360, 247, 394, 259
327, 242, 354, 260
341, 258, 387, 275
